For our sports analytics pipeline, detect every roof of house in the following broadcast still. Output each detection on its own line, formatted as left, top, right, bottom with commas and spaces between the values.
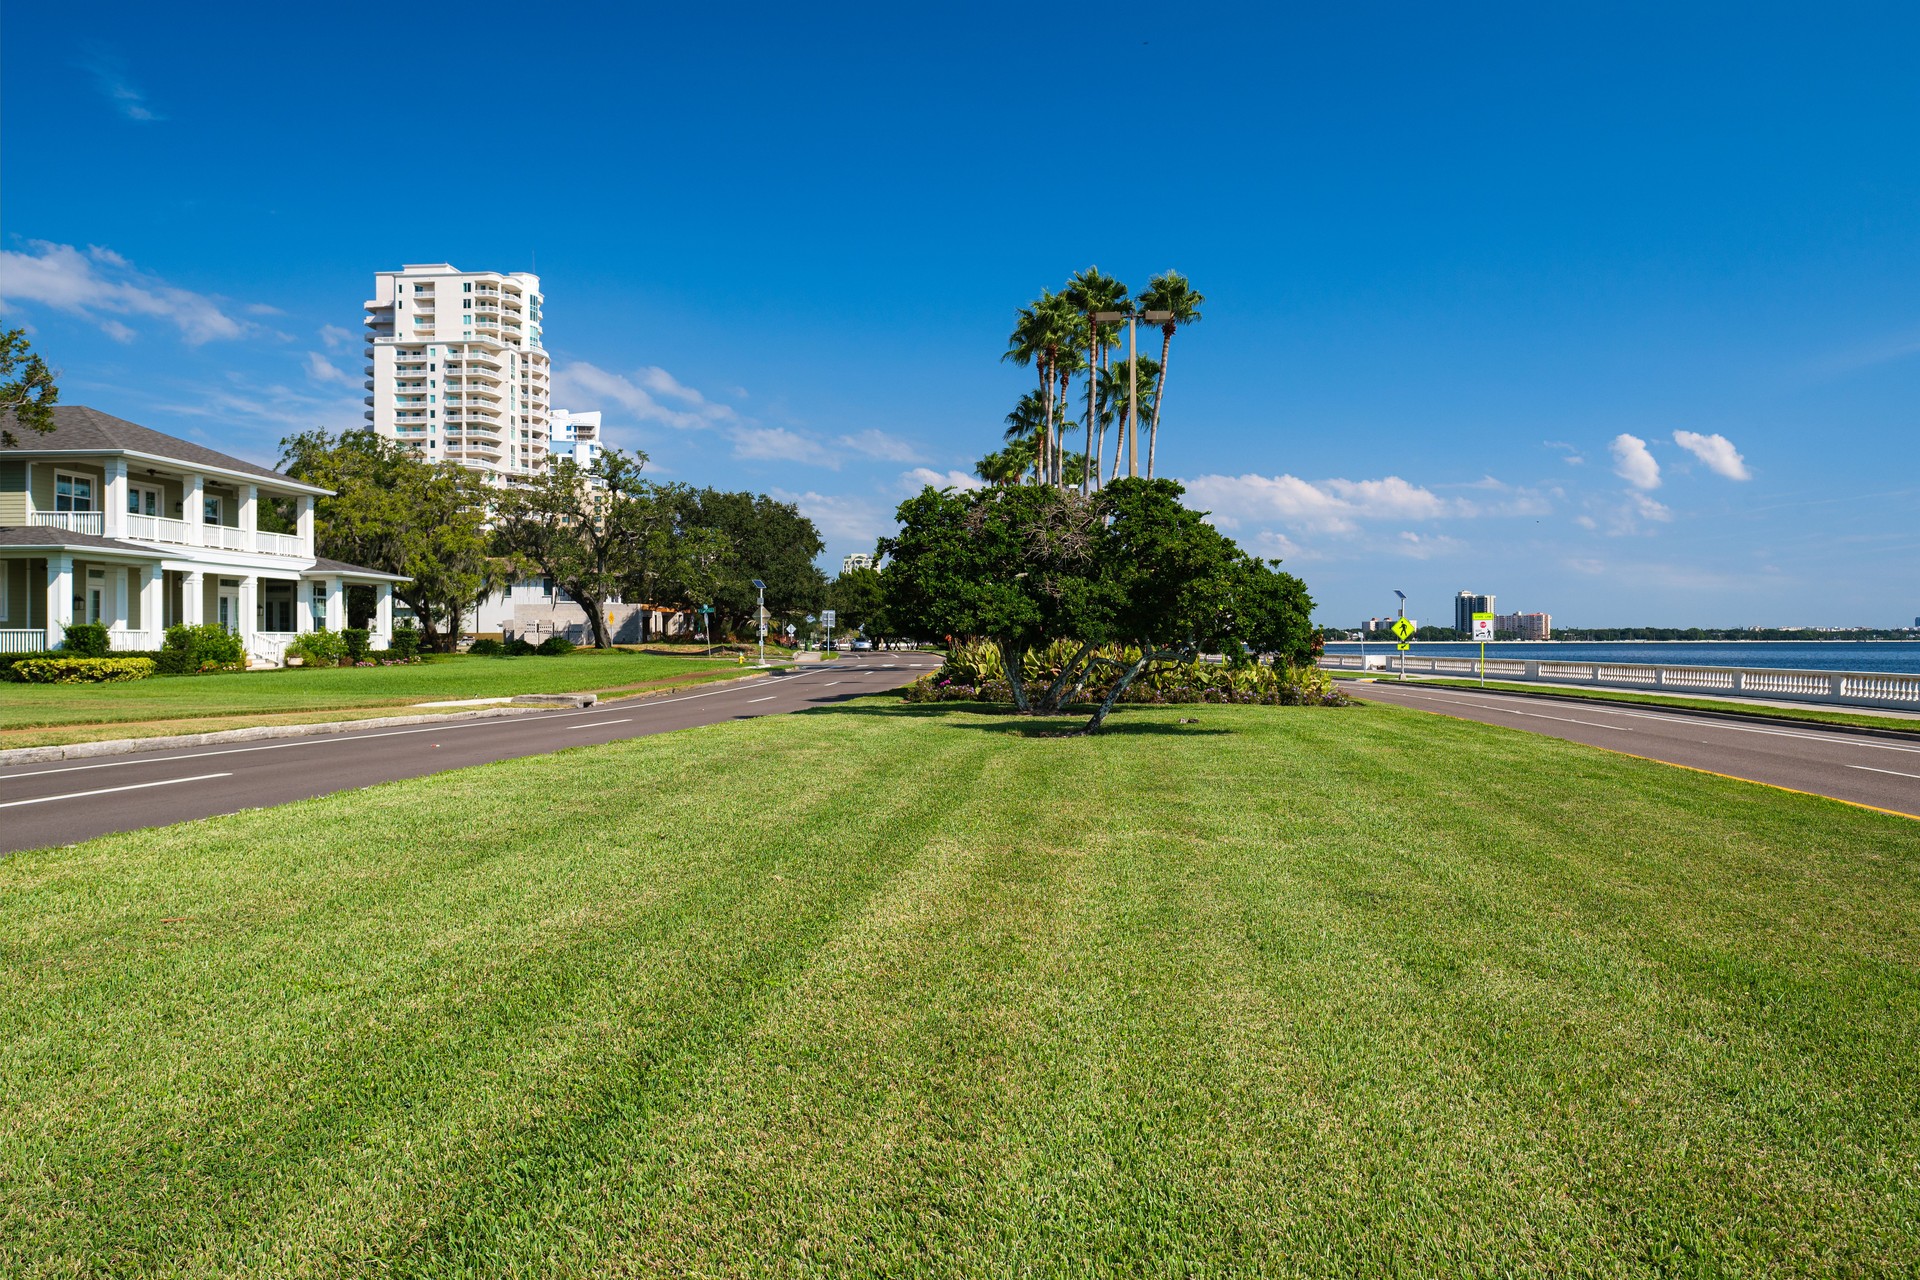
311, 556, 410, 581
0, 525, 158, 554
1, 405, 316, 489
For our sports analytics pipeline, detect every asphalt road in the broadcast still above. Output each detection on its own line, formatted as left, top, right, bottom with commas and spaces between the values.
0, 656, 929, 855
1347, 678, 1920, 819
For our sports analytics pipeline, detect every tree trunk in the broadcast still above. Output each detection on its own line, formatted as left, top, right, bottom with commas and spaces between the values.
1083, 336, 1097, 494
1030, 642, 1096, 713
1079, 643, 1194, 734
996, 639, 1031, 713
1147, 325, 1174, 481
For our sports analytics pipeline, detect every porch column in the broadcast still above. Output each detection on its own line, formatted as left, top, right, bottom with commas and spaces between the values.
239, 484, 258, 535
47, 554, 72, 648
326, 577, 345, 633
180, 571, 204, 626
296, 578, 314, 633
103, 458, 129, 538
140, 564, 163, 641
374, 582, 394, 648
239, 575, 258, 644
184, 474, 205, 546
295, 494, 315, 554
110, 564, 130, 636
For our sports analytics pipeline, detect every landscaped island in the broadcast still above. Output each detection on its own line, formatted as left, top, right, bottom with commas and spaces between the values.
3, 695, 1912, 1275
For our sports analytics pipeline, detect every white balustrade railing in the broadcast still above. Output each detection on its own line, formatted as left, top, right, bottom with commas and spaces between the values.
30, 511, 104, 536
253, 530, 305, 557
1318, 652, 1920, 713
122, 514, 196, 546
0, 630, 49, 653
204, 525, 251, 552
111, 630, 156, 651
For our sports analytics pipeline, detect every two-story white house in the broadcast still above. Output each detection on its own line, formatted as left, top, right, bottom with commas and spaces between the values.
1, 406, 407, 663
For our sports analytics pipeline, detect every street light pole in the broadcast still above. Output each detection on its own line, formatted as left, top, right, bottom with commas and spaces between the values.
1093, 308, 1173, 484
752, 578, 767, 668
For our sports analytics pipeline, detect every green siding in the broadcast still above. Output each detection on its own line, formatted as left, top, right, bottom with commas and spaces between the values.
0, 461, 25, 526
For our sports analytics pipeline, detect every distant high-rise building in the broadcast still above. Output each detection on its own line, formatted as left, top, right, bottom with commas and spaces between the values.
842, 552, 875, 575
363, 263, 550, 481
548, 409, 603, 471
1455, 591, 1495, 634
1495, 611, 1552, 640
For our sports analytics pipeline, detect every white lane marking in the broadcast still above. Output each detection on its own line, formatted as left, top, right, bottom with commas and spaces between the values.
823, 681, 842, 687
1849, 765, 1920, 780
0, 670, 832, 782
1383, 689, 1920, 753
1409, 694, 1628, 731
746, 696, 776, 703
0, 773, 233, 810
566, 719, 631, 730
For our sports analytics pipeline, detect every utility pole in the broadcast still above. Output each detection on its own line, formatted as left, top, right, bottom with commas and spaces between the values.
1094, 308, 1172, 482
752, 578, 767, 668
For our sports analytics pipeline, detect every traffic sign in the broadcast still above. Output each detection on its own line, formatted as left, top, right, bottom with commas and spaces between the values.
1391, 617, 1415, 641
821, 609, 837, 627
1471, 611, 1494, 642
697, 605, 714, 614
1396, 641, 1411, 651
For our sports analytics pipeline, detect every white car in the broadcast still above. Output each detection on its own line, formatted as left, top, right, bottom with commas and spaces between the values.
851, 639, 872, 651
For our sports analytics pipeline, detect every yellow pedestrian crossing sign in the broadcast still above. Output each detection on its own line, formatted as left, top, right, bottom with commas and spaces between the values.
1396, 641, 1410, 651
1390, 617, 1415, 641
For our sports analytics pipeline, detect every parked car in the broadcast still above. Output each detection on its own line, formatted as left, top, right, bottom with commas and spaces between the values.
851, 639, 872, 651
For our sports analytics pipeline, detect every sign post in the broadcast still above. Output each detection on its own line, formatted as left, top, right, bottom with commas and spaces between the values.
1471, 611, 1495, 686
1390, 615, 1415, 681
698, 604, 714, 654
821, 608, 836, 653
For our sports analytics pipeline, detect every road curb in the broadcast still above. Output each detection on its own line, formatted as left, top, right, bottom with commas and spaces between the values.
0, 667, 791, 769
1340, 677, 1920, 742
0, 705, 560, 768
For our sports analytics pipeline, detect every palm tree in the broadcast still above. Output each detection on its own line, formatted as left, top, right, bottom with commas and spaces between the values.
976, 440, 1035, 486
1134, 271, 1204, 480
1002, 296, 1057, 484
1097, 357, 1160, 483
1002, 391, 1049, 485
1063, 268, 1127, 491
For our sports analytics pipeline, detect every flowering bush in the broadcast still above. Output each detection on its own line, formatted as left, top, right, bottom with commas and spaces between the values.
11, 656, 156, 684
905, 646, 1347, 709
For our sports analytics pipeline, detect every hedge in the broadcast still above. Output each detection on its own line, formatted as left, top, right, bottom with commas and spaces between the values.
9, 656, 158, 684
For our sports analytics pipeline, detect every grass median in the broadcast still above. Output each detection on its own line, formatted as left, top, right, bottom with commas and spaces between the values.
0, 649, 745, 748
2, 697, 1915, 1275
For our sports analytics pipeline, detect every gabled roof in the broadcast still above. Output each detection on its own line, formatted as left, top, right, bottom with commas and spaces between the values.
310, 556, 410, 582
1, 406, 325, 492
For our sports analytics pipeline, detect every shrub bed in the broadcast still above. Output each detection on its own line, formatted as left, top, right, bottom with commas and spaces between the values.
162, 624, 243, 675
9, 656, 157, 684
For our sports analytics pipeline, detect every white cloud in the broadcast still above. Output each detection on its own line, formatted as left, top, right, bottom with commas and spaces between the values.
1544, 440, 1586, 465
1672, 430, 1750, 480
1185, 472, 1463, 535
84, 57, 164, 121
771, 489, 890, 546
731, 425, 834, 466
0, 241, 249, 344
839, 428, 927, 464
553, 361, 740, 431
302, 352, 357, 388
318, 324, 355, 351
1394, 531, 1466, 560
1609, 433, 1661, 490
901, 467, 984, 492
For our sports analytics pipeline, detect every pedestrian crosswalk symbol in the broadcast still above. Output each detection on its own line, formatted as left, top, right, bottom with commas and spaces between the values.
1391, 617, 1415, 641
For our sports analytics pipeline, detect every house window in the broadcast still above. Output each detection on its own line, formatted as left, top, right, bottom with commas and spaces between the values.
128, 485, 160, 516
55, 472, 95, 512
311, 583, 327, 628
204, 496, 223, 525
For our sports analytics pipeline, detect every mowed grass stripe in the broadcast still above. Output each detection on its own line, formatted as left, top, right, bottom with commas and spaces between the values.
1, 699, 1915, 1276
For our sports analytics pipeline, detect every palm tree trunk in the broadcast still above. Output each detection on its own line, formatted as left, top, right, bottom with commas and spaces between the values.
1083, 336, 1097, 494
1147, 326, 1173, 480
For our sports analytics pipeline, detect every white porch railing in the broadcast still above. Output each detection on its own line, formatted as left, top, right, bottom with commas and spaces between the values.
124, 513, 196, 546
1318, 653, 1920, 713
30, 511, 104, 536
0, 630, 48, 653
111, 630, 157, 651
204, 525, 251, 552
253, 530, 305, 557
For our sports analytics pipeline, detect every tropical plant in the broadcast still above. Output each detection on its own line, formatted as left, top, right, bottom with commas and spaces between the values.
1096, 357, 1160, 484
1134, 271, 1204, 480
286, 629, 347, 666
1062, 269, 1128, 492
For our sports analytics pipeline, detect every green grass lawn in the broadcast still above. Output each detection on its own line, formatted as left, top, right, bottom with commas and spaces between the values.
0, 650, 743, 744
1332, 669, 1920, 735
3, 698, 1915, 1276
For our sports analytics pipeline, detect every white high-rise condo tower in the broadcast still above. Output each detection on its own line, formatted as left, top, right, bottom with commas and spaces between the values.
363, 264, 551, 481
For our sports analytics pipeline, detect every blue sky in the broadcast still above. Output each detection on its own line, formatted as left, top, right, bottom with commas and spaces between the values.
3, 2, 1915, 627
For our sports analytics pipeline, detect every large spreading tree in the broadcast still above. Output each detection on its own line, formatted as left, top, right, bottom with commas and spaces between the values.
682, 489, 828, 639
280, 429, 502, 651
881, 477, 1315, 733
